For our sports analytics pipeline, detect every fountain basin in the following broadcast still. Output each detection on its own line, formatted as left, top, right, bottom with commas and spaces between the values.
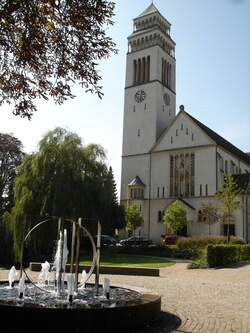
0, 281, 161, 333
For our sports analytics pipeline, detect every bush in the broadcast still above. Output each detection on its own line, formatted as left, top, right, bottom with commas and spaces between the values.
177, 236, 245, 256
177, 236, 244, 249
187, 249, 208, 269
240, 245, 250, 261
207, 244, 250, 267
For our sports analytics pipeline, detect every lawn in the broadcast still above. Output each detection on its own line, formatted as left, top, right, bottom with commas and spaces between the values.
79, 253, 175, 268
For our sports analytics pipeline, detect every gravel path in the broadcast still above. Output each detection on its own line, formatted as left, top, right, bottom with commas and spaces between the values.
1, 262, 250, 333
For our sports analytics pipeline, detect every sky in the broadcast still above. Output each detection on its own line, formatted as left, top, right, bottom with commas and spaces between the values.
0, 0, 250, 197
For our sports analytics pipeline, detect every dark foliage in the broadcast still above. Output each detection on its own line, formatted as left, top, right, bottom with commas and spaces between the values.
0, 133, 24, 214
0, 0, 117, 118
207, 244, 250, 267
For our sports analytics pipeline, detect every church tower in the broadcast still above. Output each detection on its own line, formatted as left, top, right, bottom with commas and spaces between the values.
122, 3, 176, 157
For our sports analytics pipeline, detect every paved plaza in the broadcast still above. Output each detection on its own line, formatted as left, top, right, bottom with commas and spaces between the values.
1, 262, 250, 333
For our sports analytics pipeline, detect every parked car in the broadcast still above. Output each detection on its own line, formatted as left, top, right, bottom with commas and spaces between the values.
99, 235, 118, 247
161, 235, 178, 245
119, 236, 152, 247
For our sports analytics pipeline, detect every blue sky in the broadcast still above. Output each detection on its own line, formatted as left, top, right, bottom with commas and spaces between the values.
0, 0, 249, 195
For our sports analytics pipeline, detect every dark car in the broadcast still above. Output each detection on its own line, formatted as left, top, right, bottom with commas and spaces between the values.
100, 235, 117, 247
119, 236, 152, 247
162, 235, 178, 245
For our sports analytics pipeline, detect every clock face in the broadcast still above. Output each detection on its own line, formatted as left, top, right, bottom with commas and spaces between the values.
135, 90, 146, 103
163, 93, 170, 106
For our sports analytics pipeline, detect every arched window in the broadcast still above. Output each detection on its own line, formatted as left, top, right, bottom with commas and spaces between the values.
158, 211, 162, 223
161, 58, 164, 82
138, 58, 141, 83
146, 56, 150, 81
168, 64, 172, 89
164, 61, 168, 85
166, 63, 169, 86
142, 57, 146, 82
198, 210, 202, 223
133, 59, 137, 84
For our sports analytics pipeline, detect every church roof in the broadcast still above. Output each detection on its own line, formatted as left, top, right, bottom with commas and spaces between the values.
137, 3, 159, 18
128, 176, 145, 187
233, 173, 250, 194
177, 197, 196, 210
184, 111, 250, 166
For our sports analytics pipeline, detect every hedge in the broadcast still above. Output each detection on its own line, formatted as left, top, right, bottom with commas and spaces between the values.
177, 236, 245, 251
207, 244, 250, 267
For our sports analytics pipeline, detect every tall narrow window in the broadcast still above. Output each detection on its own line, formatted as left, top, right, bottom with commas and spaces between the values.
185, 153, 190, 196
162, 187, 165, 198
137, 128, 140, 137
205, 184, 208, 196
144, 103, 147, 110
133, 60, 137, 84
157, 187, 160, 198
138, 58, 141, 83
163, 60, 167, 84
133, 105, 135, 112
147, 56, 150, 81
191, 153, 195, 196
200, 185, 202, 196
168, 64, 172, 89
161, 58, 164, 83
171, 136, 173, 144
186, 128, 189, 135
181, 123, 184, 130
176, 129, 178, 136
166, 62, 169, 86
170, 155, 174, 197
142, 57, 146, 82
158, 211, 162, 223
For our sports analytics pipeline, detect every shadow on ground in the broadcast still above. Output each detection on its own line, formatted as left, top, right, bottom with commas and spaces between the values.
213, 260, 250, 269
127, 311, 182, 333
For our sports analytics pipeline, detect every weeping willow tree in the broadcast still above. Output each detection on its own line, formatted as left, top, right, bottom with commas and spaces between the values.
8, 127, 121, 260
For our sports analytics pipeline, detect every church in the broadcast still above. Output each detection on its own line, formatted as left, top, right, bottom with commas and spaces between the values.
120, 4, 250, 243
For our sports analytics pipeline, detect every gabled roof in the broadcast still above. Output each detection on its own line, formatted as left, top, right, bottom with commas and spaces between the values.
128, 176, 145, 187
233, 173, 250, 194
184, 111, 250, 165
165, 197, 196, 211
177, 197, 196, 210
137, 3, 159, 18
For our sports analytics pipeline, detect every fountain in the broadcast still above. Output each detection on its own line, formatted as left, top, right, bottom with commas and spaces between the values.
0, 217, 161, 333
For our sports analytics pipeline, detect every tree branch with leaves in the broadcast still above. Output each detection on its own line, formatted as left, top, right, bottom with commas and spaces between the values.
0, 0, 117, 118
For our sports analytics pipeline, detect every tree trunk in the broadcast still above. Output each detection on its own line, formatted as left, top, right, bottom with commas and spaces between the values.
227, 217, 230, 243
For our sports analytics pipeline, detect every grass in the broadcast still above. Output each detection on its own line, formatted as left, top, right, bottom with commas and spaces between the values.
79, 253, 175, 268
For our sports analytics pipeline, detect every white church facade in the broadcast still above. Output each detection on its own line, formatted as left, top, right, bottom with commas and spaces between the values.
120, 4, 250, 243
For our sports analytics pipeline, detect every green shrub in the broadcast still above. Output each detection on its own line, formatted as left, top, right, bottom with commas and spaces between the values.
187, 248, 208, 269
177, 236, 244, 250
240, 245, 250, 261
187, 258, 208, 269
207, 244, 242, 267
177, 236, 245, 258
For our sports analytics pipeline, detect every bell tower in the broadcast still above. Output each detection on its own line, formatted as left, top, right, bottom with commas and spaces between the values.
122, 3, 176, 157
